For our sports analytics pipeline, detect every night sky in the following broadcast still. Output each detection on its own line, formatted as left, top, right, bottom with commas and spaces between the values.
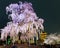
0, 0, 60, 34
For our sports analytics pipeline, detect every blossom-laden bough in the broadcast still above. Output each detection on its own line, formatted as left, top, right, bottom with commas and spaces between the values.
43, 33, 60, 45
0, 1, 44, 43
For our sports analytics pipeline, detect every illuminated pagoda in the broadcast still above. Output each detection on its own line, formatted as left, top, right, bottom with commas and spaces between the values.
0, 1, 46, 45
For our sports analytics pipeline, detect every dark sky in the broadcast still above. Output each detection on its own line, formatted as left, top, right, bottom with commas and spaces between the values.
0, 0, 60, 34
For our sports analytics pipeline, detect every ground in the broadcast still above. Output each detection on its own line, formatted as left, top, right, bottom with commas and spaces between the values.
0, 43, 60, 48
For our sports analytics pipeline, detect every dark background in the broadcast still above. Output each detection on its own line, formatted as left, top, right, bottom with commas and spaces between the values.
0, 0, 60, 34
